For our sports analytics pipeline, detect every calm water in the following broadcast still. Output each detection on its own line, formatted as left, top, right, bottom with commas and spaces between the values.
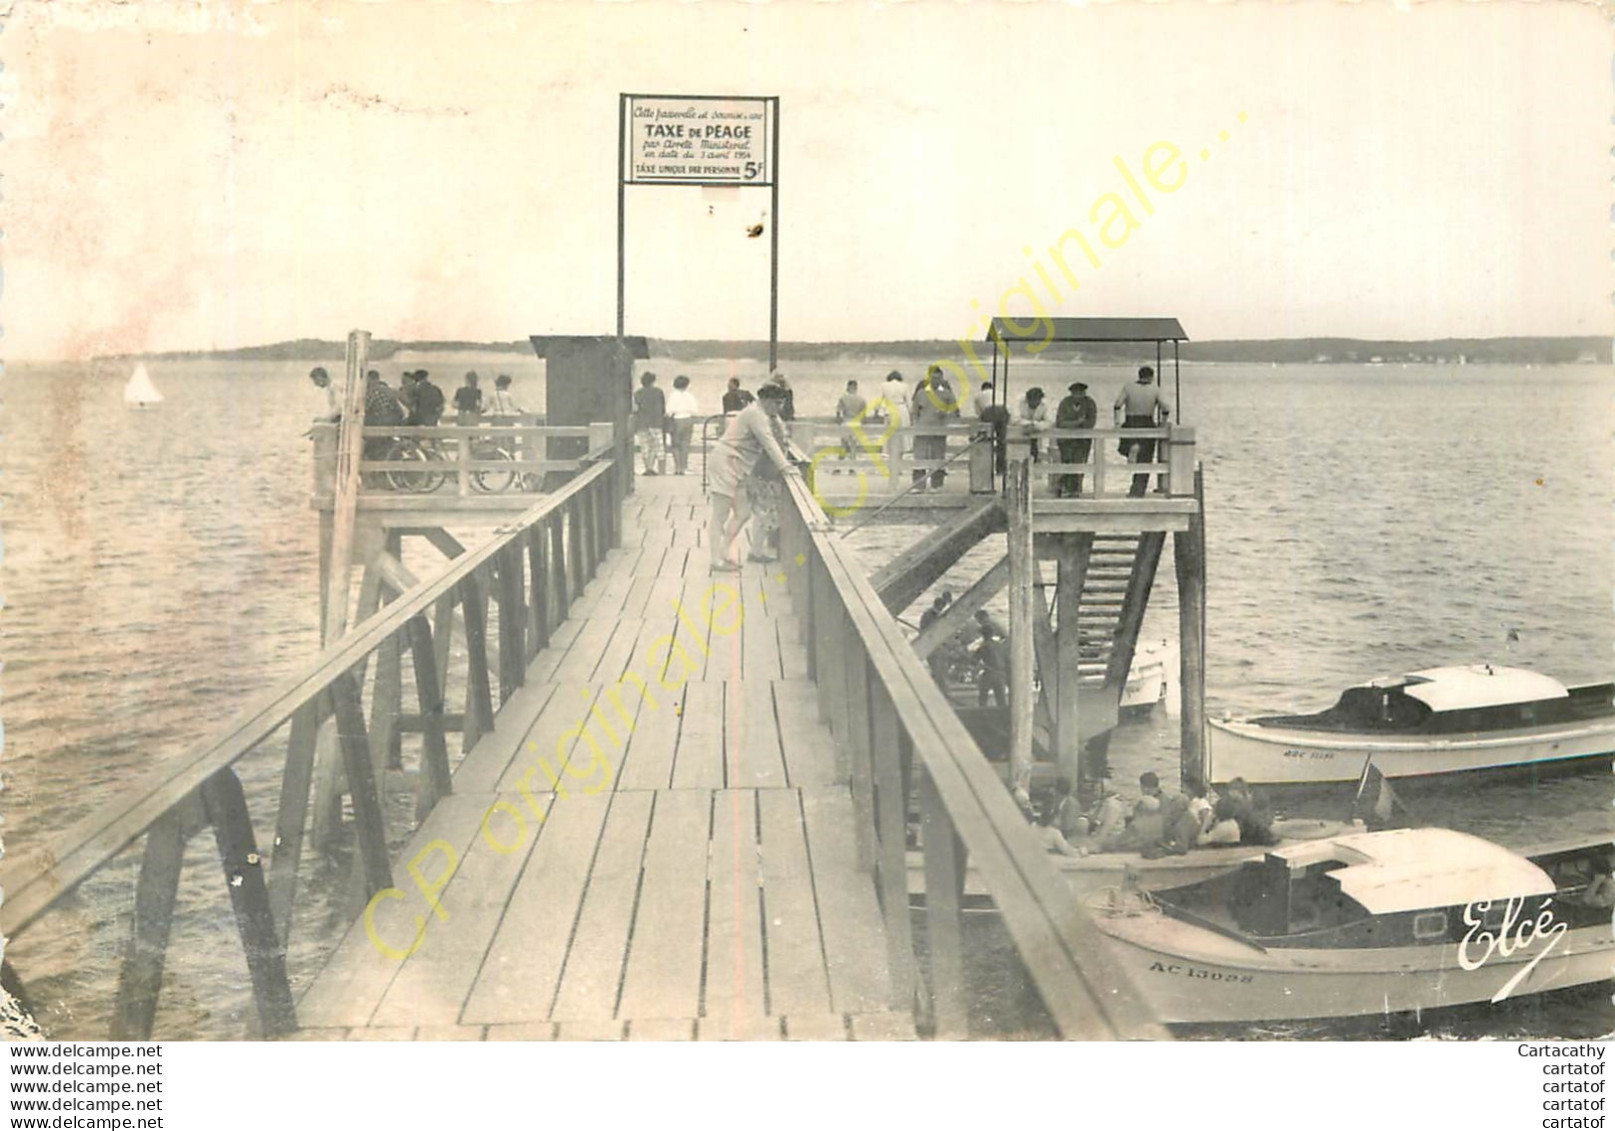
4, 354, 1612, 1038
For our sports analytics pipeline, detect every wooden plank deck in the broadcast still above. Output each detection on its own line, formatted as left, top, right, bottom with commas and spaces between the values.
298, 473, 910, 1041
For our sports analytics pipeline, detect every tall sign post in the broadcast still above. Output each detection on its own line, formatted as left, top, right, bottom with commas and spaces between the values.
617, 94, 780, 369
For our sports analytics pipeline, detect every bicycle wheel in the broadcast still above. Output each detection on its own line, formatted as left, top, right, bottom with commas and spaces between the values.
414, 441, 448, 493
471, 443, 517, 493
385, 440, 429, 492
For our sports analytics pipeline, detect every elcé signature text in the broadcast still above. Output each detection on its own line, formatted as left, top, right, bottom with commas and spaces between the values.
1458, 896, 1569, 1003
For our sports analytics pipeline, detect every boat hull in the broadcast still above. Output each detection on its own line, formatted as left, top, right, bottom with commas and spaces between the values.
1208, 716, 1615, 788
906, 819, 1357, 901
1096, 910, 1615, 1024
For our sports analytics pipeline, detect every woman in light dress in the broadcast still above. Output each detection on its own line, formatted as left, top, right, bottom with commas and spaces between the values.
880, 369, 912, 468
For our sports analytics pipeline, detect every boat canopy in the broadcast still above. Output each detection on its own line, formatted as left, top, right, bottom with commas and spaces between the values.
1270, 828, 1554, 916
1368, 665, 1568, 713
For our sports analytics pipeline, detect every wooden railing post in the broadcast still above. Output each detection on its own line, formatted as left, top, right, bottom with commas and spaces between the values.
526, 528, 548, 660
918, 768, 968, 1039
868, 679, 918, 1013
566, 499, 586, 596
1167, 426, 1196, 497
841, 640, 878, 872
456, 428, 472, 497
498, 543, 526, 704
407, 614, 455, 820
550, 511, 570, 615
199, 769, 297, 1038
460, 575, 495, 750
810, 556, 840, 737
327, 675, 393, 898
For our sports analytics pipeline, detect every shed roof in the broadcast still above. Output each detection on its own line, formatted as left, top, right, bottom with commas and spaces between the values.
528, 335, 650, 360
984, 317, 1188, 345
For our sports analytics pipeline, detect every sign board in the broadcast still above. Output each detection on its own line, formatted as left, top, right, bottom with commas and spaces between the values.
626, 96, 773, 186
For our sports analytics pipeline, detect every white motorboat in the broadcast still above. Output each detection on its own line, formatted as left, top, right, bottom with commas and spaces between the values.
1121, 639, 1177, 718
1093, 828, 1615, 1023
1208, 665, 1615, 789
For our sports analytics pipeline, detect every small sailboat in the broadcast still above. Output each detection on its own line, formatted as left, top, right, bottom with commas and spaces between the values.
124, 363, 162, 408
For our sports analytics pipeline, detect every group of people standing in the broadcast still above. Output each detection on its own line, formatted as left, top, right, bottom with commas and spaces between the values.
632, 369, 803, 572
999, 365, 1173, 498
631, 372, 702, 477
825, 363, 1172, 498
310, 366, 525, 429
309, 366, 528, 475
831, 367, 963, 491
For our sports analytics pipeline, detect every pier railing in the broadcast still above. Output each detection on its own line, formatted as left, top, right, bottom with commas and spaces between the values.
1, 454, 622, 1039
790, 417, 1194, 499
777, 474, 1167, 1039
311, 419, 616, 501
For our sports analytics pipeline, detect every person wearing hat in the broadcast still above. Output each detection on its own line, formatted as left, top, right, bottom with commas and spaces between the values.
766, 371, 796, 424
1054, 380, 1098, 497
1114, 365, 1173, 497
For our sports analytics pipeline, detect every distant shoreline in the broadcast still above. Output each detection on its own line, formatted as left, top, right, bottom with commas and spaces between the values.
94, 334, 1610, 367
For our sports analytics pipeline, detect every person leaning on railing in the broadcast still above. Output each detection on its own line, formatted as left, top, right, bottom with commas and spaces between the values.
706, 383, 799, 573
308, 366, 341, 422
1114, 365, 1172, 497
1054, 380, 1097, 497
357, 370, 407, 486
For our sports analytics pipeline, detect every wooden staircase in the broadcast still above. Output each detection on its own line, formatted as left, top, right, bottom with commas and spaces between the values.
1059, 533, 1165, 694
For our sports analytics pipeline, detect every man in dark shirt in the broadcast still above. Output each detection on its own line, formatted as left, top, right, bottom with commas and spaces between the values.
411, 370, 446, 427
1054, 380, 1097, 497
722, 378, 752, 414
634, 372, 667, 475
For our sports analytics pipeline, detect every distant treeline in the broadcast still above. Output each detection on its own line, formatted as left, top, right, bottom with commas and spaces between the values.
105, 335, 1610, 366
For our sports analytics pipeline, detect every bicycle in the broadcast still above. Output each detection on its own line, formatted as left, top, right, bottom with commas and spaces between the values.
469, 434, 519, 494
383, 436, 449, 493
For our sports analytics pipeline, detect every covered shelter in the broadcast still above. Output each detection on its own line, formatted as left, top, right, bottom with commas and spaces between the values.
984, 316, 1189, 419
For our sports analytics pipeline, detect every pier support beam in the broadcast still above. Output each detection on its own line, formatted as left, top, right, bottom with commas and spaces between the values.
1054, 535, 1092, 784
1005, 457, 1035, 795
870, 497, 1005, 615
1175, 468, 1208, 793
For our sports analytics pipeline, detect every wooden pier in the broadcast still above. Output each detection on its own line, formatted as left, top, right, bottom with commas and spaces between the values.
1, 330, 1187, 1042
295, 471, 915, 1041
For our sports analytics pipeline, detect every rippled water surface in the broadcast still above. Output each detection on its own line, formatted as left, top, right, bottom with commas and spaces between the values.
4, 356, 1611, 1038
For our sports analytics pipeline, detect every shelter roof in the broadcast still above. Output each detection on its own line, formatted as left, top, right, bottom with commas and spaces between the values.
984, 317, 1187, 345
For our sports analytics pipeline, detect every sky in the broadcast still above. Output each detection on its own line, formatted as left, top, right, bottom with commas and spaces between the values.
4, 0, 1610, 360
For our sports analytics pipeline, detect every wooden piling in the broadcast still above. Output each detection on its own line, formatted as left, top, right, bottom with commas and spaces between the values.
1005, 457, 1035, 795
1054, 535, 1092, 784
1175, 467, 1208, 793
